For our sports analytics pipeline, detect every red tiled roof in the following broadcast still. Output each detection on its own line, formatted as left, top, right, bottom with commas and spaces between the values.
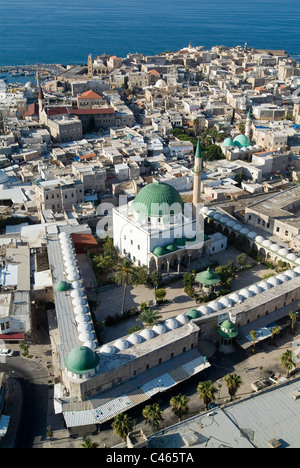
79, 152, 96, 160
71, 233, 98, 246
70, 108, 114, 115
78, 90, 102, 99
46, 107, 69, 116
0, 332, 25, 341
148, 69, 160, 75
24, 103, 39, 117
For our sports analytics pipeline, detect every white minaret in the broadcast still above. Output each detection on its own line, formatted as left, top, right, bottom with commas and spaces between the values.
192, 138, 202, 218
245, 108, 252, 139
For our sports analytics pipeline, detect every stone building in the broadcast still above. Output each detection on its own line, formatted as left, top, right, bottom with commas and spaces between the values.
34, 177, 84, 212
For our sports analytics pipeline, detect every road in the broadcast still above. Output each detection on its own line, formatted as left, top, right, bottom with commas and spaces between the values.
0, 355, 50, 448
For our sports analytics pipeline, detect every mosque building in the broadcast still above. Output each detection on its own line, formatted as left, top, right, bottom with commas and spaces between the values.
112, 139, 227, 273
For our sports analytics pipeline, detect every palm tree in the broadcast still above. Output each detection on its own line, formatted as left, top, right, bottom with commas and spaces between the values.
142, 403, 163, 433
289, 311, 298, 336
170, 393, 190, 422
150, 271, 162, 305
224, 373, 243, 402
114, 259, 139, 314
270, 325, 281, 345
280, 349, 296, 378
197, 380, 218, 410
80, 438, 99, 448
111, 413, 135, 443
250, 330, 257, 354
139, 308, 162, 328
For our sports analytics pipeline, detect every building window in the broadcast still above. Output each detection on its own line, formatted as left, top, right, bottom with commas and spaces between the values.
146, 364, 149, 370
170, 352, 174, 358
159, 358, 162, 364
182, 347, 186, 353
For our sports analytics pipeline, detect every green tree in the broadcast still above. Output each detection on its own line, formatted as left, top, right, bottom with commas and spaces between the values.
127, 324, 143, 335
156, 288, 167, 303
280, 349, 296, 378
111, 413, 135, 443
270, 325, 281, 345
139, 308, 162, 328
80, 438, 99, 448
237, 253, 247, 268
149, 271, 163, 305
19, 341, 31, 357
170, 393, 190, 422
250, 330, 257, 354
215, 260, 238, 286
224, 373, 243, 402
114, 259, 139, 314
134, 265, 149, 285
289, 311, 298, 336
197, 380, 218, 410
142, 403, 163, 433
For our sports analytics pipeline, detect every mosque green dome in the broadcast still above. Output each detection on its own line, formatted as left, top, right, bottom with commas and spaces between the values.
165, 244, 177, 253
221, 137, 235, 148
55, 281, 70, 292
196, 268, 220, 286
153, 246, 166, 256
233, 134, 251, 148
186, 308, 200, 319
65, 346, 100, 375
133, 181, 184, 217
216, 320, 238, 339
175, 237, 186, 247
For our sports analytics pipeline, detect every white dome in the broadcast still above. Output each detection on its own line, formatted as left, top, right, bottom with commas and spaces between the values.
74, 305, 88, 315
262, 240, 273, 248
213, 213, 222, 220
226, 220, 236, 228
255, 236, 265, 243
127, 333, 142, 345
208, 301, 224, 312
140, 329, 155, 340
248, 285, 263, 295
164, 318, 179, 330
284, 269, 298, 279
84, 341, 97, 350
75, 314, 90, 324
267, 276, 280, 286
79, 331, 95, 342
72, 280, 83, 289
278, 248, 289, 257
257, 281, 271, 291
155, 79, 167, 88
114, 339, 130, 351
294, 266, 300, 274
233, 224, 242, 231
201, 206, 209, 214
233, 147, 241, 153
287, 253, 298, 261
247, 231, 257, 239
220, 217, 230, 224
67, 272, 80, 281
229, 293, 243, 304
70, 289, 84, 298
73, 297, 86, 307
240, 228, 249, 235
197, 305, 212, 315
77, 322, 92, 332
176, 314, 190, 325
239, 288, 253, 299
276, 274, 290, 283
152, 323, 167, 334
218, 297, 233, 308
100, 344, 116, 355
270, 244, 280, 252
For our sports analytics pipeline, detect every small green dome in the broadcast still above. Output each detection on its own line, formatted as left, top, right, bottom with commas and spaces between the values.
221, 137, 234, 148
217, 320, 238, 339
186, 308, 201, 319
175, 237, 186, 247
233, 134, 251, 148
153, 246, 166, 256
65, 346, 100, 375
55, 281, 70, 292
196, 268, 220, 285
165, 244, 177, 253
133, 181, 183, 217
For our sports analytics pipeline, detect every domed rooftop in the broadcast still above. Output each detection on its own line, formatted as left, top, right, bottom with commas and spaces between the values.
196, 268, 220, 286
152, 246, 166, 257
176, 314, 190, 325
127, 333, 142, 346
65, 346, 99, 375
114, 339, 130, 351
233, 134, 251, 148
165, 244, 177, 253
186, 308, 201, 319
152, 323, 167, 335
154, 79, 167, 88
133, 181, 183, 218
217, 320, 239, 339
54, 281, 70, 292
164, 318, 179, 330
175, 237, 186, 247
221, 137, 235, 148
197, 305, 211, 315
100, 344, 116, 355
140, 329, 155, 340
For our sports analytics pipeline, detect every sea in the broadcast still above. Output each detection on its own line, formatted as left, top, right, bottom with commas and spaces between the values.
0, 0, 300, 67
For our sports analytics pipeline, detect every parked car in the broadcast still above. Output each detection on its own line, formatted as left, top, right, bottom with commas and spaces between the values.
0, 349, 14, 357
269, 373, 288, 384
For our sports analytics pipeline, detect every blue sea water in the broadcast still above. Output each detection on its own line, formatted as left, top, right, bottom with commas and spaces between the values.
0, 0, 300, 66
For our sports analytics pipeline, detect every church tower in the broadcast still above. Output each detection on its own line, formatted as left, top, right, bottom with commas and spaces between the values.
36, 69, 45, 122
192, 138, 202, 217
87, 54, 93, 79
245, 108, 252, 139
